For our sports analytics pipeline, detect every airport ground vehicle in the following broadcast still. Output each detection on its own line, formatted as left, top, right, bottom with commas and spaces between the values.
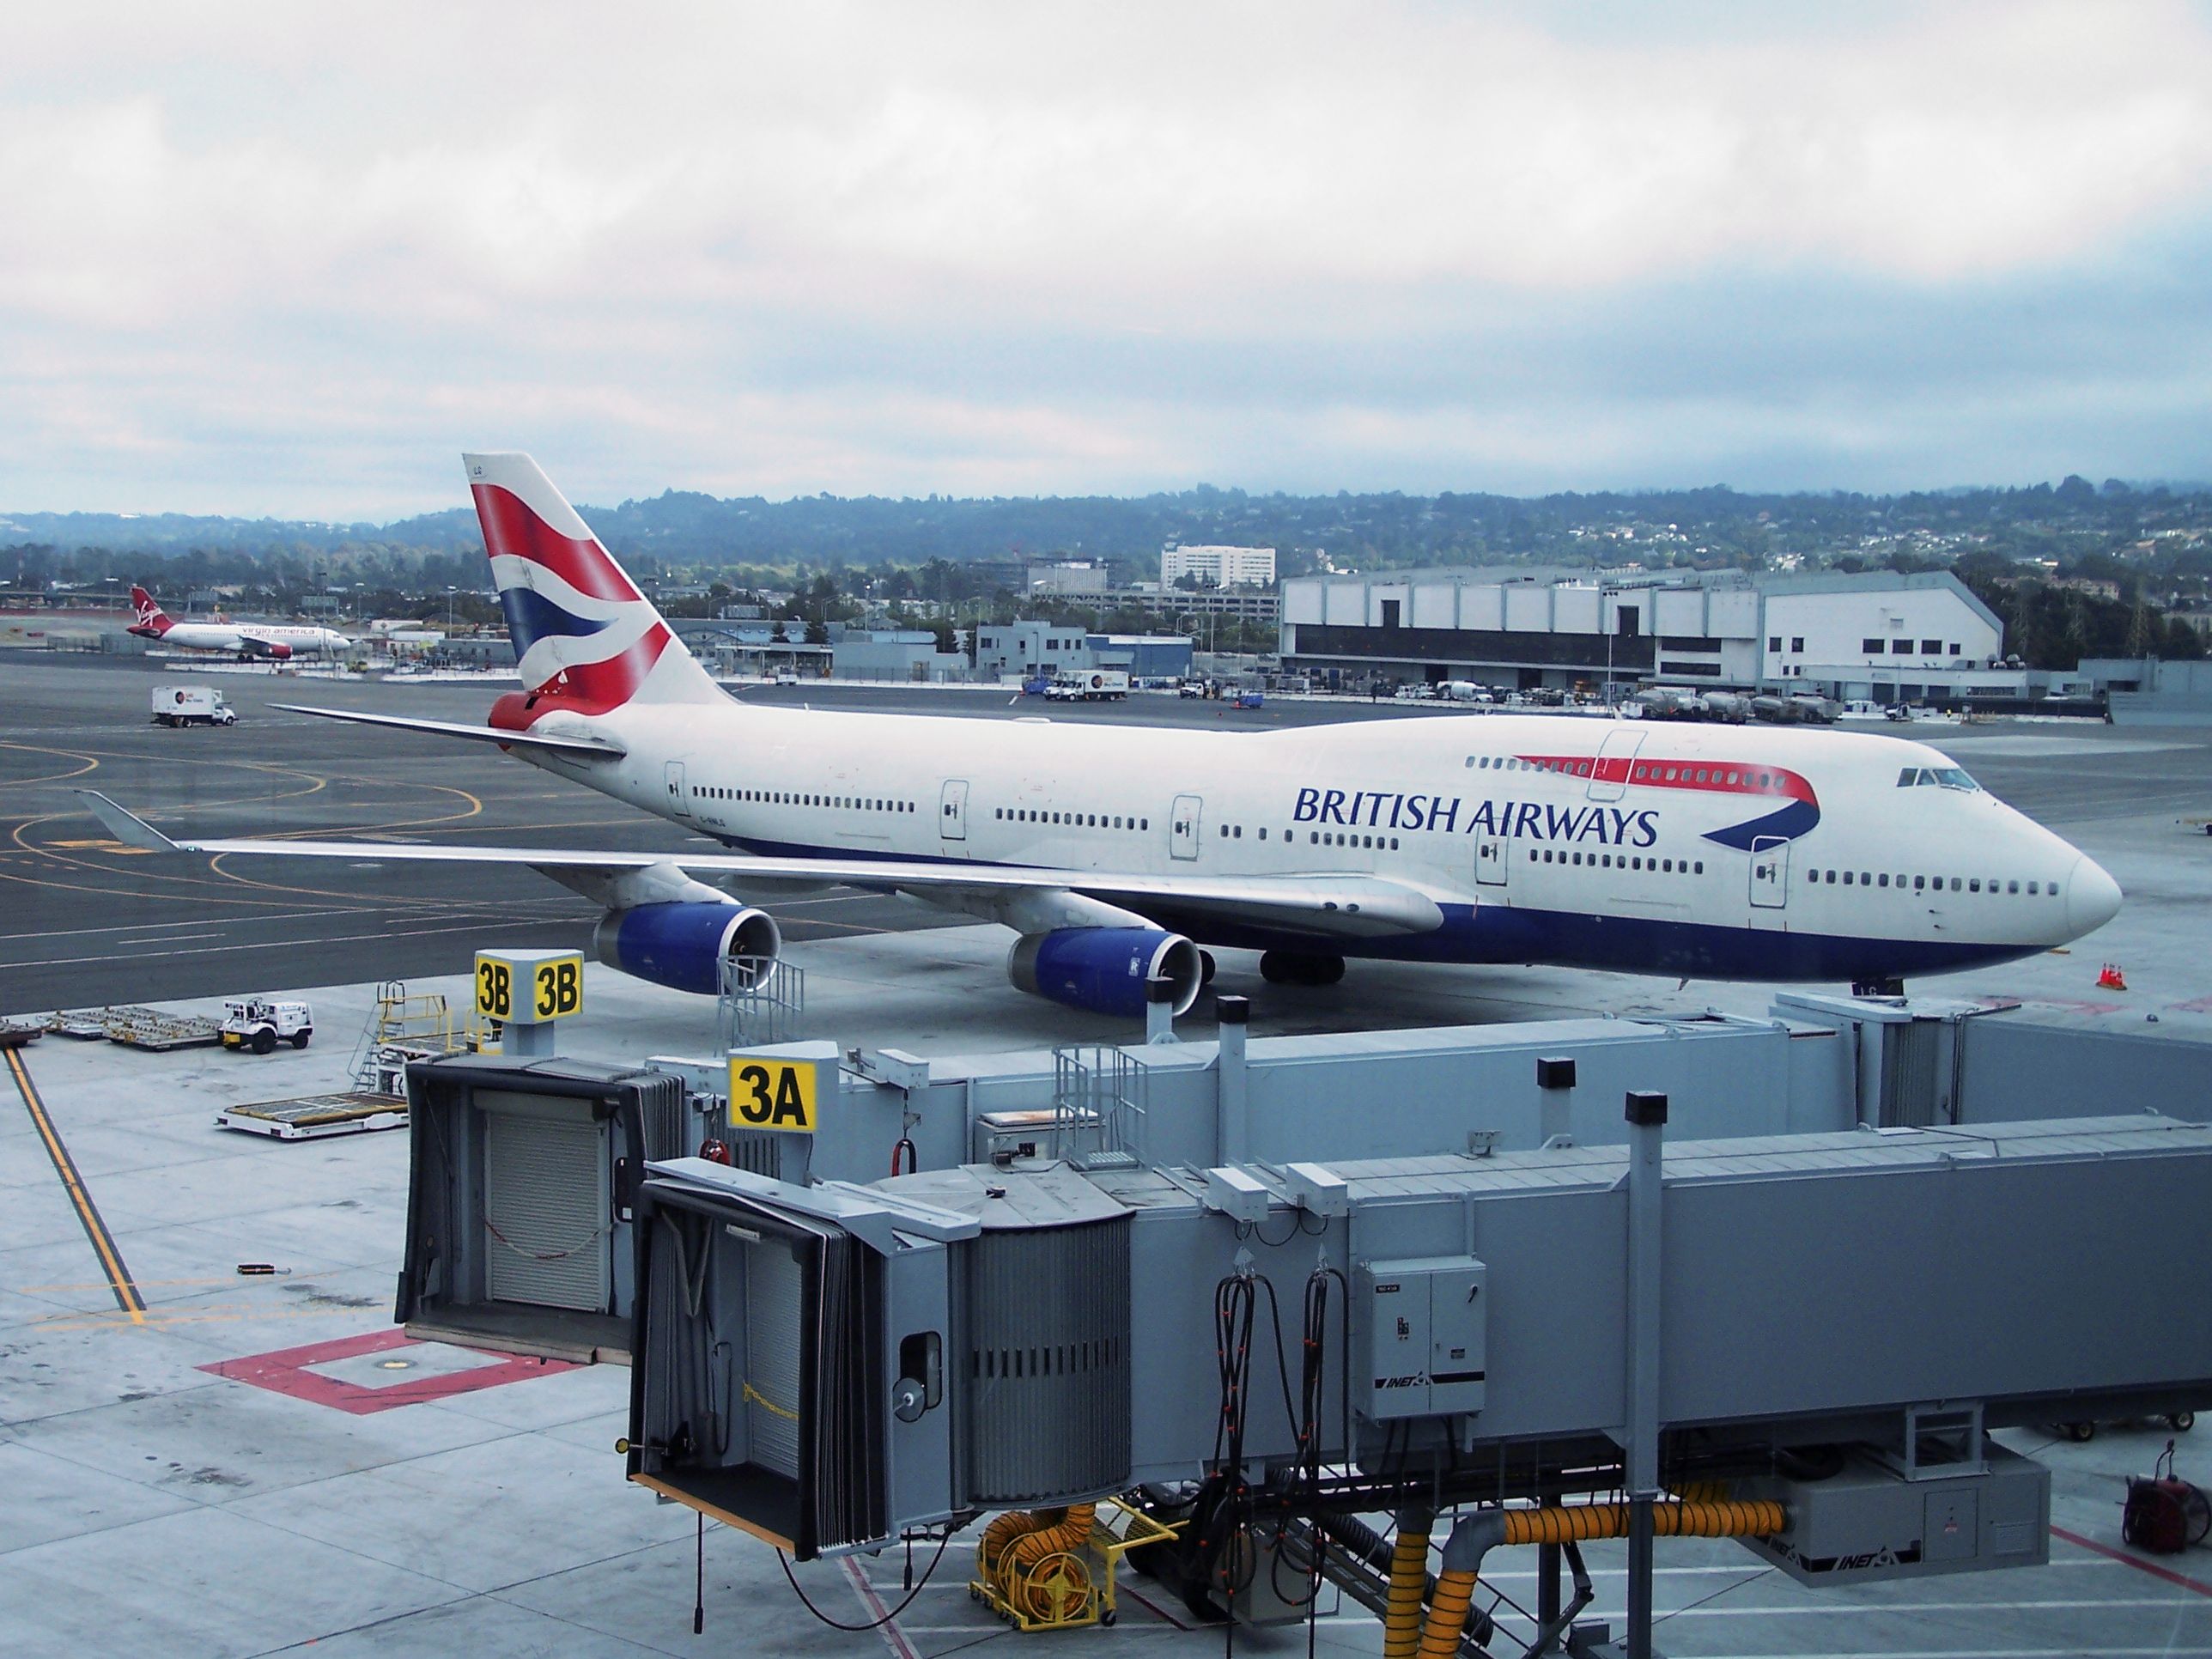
150, 686, 237, 726
771, 667, 800, 686
220, 999, 313, 1054
1046, 671, 1129, 702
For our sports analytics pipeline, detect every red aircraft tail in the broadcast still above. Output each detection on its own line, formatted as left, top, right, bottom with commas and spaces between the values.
128, 586, 172, 637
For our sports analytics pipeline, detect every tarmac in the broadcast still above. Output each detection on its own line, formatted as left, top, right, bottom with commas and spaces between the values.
3, 649, 2212, 1656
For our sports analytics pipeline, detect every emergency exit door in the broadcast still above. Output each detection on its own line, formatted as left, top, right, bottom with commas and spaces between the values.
1170, 794, 1202, 860
1587, 730, 1644, 803
1749, 836, 1790, 912
1475, 834, 1509, 887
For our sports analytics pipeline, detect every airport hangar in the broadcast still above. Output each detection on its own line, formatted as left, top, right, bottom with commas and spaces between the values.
2, 656, 2210, 1659
1277, 568, 2065, 704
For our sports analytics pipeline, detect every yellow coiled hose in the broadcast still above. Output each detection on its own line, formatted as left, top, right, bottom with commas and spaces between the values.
1415, 1500, 1786, 1657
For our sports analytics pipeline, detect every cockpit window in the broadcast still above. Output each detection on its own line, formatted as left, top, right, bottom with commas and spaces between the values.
1897, 765, 1981, 792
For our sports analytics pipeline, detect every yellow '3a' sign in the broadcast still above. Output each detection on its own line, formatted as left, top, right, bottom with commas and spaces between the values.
726, 1054, 821, 1133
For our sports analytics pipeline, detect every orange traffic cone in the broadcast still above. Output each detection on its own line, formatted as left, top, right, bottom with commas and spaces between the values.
2097, 963, 2129, 992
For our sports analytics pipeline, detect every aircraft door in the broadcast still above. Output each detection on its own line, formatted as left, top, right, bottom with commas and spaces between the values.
1170, 794, 1202, 860
665, 761, 693, 821
1749, 835, 1790, 914
1475, 832, 1509, 887
1587, 729, 1644, 802
939, 779, 969, 842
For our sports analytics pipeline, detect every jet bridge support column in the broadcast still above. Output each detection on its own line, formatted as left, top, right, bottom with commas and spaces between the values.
1623, 1090, 1668, 1659
1146, 975, 1178, 1044
1215, 996, 1249, 1166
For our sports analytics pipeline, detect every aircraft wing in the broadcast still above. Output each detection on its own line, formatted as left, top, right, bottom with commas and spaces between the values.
77, 792, 1446, 940
270, 704, 627, 757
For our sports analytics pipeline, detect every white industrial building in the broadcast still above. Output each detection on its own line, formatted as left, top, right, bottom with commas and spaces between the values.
1026, 561, 1109, 597
1163, 543, 1276, 589
1279, 568, 2004, 699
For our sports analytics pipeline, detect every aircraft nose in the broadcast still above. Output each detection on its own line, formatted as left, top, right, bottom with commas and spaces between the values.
2065, 855, 2122, 939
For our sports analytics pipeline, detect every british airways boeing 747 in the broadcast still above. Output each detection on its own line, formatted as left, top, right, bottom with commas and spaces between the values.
82, 453, 2122, 1018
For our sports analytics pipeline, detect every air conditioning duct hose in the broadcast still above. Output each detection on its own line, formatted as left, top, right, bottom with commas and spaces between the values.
1415, 1500, 1786, 1659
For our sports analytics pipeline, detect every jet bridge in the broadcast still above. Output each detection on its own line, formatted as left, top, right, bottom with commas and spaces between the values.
628, 1111, 2212, 1633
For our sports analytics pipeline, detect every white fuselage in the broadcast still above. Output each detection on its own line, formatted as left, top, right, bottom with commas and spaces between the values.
154, 621, 350, 657
511, 699, 2118, 984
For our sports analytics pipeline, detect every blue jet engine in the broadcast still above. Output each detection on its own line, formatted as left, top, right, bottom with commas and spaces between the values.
592, 902, 782, 996
1006, 927, 1203, 1018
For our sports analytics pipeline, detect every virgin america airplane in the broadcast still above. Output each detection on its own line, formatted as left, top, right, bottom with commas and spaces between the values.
82, 453, 2122, 1018
128, 586, 352, 660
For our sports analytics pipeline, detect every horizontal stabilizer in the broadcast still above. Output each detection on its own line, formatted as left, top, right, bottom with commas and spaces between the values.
270, 703, 625, 757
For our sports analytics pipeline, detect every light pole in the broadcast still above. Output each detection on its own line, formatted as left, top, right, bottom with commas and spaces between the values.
446, 586, 458, 631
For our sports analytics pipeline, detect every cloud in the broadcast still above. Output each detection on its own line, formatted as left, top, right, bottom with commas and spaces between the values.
1, 2, 2209, 514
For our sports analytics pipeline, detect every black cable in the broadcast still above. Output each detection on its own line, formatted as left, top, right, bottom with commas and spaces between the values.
776, 1528, 954, 1631
693, 1511, 705, 1634
1250, 1272, 1302, 1437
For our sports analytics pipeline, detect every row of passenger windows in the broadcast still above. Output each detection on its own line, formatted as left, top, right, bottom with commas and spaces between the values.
1806, 868, 2054, 896
1466, 755, 1580, 774
995, 807, 1151, 830
694, 785, 914, 813
1456, 753, 1790, 793
1533, 848, 1705, 875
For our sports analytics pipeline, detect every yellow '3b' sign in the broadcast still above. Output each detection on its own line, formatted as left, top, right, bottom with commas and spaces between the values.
727, 1054, 821, 1133
474, 950, 585, 1024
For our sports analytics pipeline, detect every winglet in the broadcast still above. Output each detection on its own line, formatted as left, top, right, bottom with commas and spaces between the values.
76, 790, 181, 853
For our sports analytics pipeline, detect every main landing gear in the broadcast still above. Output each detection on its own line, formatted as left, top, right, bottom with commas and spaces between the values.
1259, 950, 1345, 987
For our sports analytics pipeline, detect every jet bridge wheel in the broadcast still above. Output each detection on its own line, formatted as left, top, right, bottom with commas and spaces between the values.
1260, 951, 1345, 987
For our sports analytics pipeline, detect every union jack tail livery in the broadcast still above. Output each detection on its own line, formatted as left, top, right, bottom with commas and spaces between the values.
465, 453, 722, 714
129, 586, 172, 637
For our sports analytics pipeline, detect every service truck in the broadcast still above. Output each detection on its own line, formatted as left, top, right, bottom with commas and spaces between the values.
150, 685, 237, 726
1044, 670, 1129, 702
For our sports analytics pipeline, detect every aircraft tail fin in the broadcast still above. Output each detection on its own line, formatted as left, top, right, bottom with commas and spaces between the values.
129, 586, 172, 635
462, 452, 724, 712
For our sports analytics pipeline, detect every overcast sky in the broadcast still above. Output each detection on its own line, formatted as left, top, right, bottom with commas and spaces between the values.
3, 2, 2210, 517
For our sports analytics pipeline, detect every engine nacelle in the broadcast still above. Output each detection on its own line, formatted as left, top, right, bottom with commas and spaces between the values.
592, 902, 781, 996
1006, 927, 1203, 1018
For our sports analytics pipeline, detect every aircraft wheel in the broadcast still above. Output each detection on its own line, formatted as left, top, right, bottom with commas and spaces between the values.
1198, 950, 1217, 988
2172, 1412, 2195, 1433
1259, 951, 1297, 985
1310, 954, 1346, 986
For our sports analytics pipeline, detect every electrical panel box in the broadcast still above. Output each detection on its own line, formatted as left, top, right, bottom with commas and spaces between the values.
1352, 1255, 1486, 1420
1739, 1442, 2051, 1584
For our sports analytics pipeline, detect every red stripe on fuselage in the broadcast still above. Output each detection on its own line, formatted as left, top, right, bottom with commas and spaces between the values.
1515, 753, 1816, 805
470, 483, 641, 604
